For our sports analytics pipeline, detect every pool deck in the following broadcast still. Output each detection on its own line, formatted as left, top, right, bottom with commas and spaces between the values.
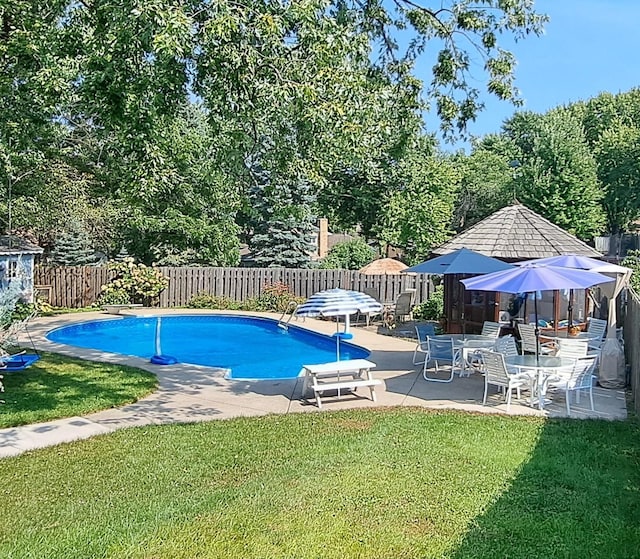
0, 309, 629, 458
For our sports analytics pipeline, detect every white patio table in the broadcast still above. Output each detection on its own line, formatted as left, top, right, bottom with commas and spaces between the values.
540, 330, 600, 343
504, 355, 575, 410
435, 334, 497, 375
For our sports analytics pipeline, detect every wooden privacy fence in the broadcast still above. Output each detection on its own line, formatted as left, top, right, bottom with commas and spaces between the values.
624, 288, 640, 416
34, 266, 435, 309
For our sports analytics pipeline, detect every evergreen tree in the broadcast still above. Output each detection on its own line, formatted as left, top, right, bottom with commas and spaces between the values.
114, 246, 131, 262
246, 158, 317, 268
49, 224, 98, 266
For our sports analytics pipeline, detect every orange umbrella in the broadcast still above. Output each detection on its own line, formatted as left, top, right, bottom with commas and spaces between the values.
359, 258, 409, 275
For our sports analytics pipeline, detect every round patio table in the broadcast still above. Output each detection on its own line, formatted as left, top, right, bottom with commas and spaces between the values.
505, 355, 575, 410
435, 334, 497, 374
540, 331, 600, 343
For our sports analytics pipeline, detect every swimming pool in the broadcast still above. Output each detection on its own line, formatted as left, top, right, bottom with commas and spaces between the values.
46, 315, 370, 380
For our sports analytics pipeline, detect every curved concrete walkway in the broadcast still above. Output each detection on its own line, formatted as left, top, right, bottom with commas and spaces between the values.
0, 310, 628, 458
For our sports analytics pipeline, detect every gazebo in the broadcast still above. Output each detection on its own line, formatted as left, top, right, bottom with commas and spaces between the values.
430, 204, 603, 333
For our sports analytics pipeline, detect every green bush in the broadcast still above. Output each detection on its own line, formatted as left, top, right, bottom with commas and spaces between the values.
254, 282, 305, 312
187, 293, 247, 310
98, 257, 169, 307
187, 282, 304, 313
319, 239, 376, 269
412, 285, 444, 321
622, 249, 640, 293
96, 288, 131, 307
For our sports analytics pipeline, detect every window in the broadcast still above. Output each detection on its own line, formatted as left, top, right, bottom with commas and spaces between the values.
7, 260, 18, 279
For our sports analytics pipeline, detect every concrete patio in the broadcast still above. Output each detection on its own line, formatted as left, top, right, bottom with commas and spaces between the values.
0, 310, 628, 458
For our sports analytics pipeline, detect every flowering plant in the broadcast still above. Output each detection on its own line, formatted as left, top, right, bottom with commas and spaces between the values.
255, 282, 304, 312
99, 258, 169, 306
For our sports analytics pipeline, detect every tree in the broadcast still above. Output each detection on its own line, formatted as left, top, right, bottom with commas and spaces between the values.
105, 104, 242, 265
502, 109, 606, 240
451, 134, 518, 230
377, 152, 459, 263
594, 122, 640, 233
319, 239, 375, 270
49, 222, 98, 266
246, 157, 317, 268
1, 0, 548, 264
572, 88, 640, 148
354, 0, 548, 139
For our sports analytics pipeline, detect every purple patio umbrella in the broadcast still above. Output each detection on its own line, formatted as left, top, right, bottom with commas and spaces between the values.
518, 254, 632, 327
461, 264, 615, 362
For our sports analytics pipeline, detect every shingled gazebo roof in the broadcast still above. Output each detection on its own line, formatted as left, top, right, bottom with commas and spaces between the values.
433, 203, 602, 260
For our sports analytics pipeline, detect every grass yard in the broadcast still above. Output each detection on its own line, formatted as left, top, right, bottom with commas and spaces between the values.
1, 408, 639, 558
0, 352, 157, 428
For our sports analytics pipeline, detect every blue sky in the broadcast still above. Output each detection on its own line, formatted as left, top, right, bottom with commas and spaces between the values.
419, 0, 640, 148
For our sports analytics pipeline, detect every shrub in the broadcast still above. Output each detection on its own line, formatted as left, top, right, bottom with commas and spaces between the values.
319, 239, 376, 270
187, 293, 247, 311
622, 249, 640, 293
254, 282, 304, 312
187, 283, 304, 313
412, 285, 444, 321
98, 258, 169, 307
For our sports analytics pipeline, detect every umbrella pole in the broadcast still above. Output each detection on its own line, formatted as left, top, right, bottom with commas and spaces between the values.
534, 294, 540, 367
567, 289, 574, 328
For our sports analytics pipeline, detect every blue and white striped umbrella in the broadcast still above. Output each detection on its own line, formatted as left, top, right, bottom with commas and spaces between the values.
296, 288, 382, 320
296, 288, 382, 359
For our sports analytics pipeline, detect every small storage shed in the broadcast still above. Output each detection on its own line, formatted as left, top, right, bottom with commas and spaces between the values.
0, 235, 44, 303
430, 204, 603, 333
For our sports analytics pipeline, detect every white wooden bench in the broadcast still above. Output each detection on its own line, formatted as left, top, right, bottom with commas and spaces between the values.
301, 359, 380, 409
102, 304, 144, 315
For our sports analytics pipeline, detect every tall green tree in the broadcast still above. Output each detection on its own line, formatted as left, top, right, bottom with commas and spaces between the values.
594, 122, 640, 234
114, 104, 242, 265
246, 155, 317, 268
451, 134, 519, 230
0, 0, 548, 262
377, 149, 460, 263
502, 109, 606, 240
49, 221, 99, 266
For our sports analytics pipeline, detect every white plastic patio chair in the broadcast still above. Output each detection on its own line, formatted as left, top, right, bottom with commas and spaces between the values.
546, 356, 598, 416
517, 323, 554, 356
422, 337, 462, 383
478, 349, 530, 411
480, 321, 502, 338
555, 338, 588, 360
586, 317, 607, 350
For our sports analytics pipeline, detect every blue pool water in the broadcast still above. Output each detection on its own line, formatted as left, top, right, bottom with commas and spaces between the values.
46, 315, 369, 380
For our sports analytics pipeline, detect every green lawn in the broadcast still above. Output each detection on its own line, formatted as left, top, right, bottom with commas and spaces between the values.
2, 408, 639, 558
0, 352, 157, 428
